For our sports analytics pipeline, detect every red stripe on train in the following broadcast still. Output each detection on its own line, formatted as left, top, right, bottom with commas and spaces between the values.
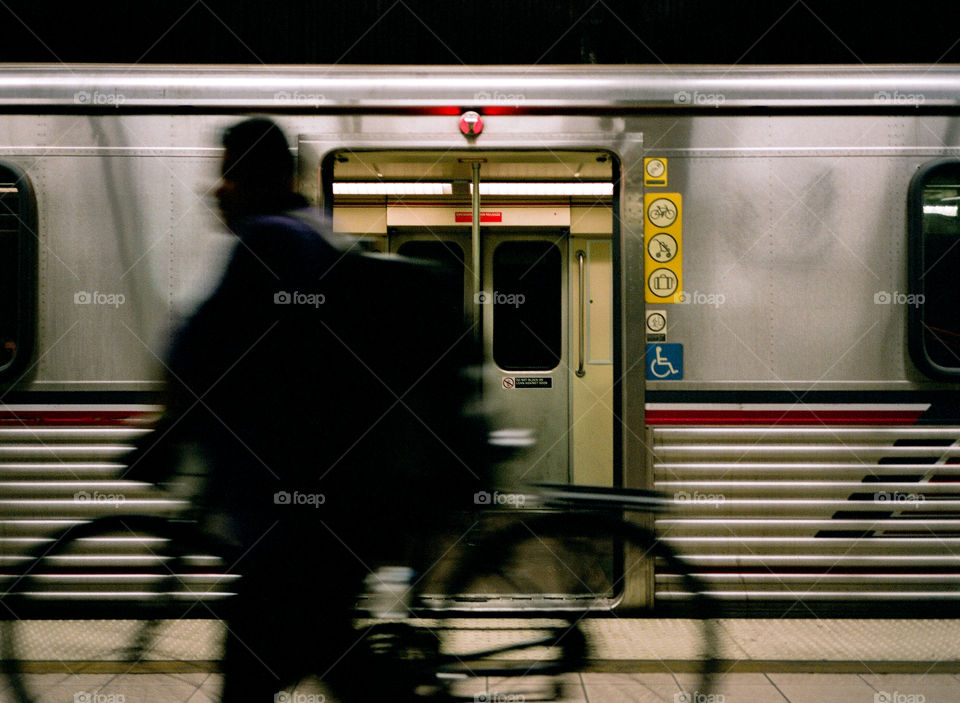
645, 410, 927, 426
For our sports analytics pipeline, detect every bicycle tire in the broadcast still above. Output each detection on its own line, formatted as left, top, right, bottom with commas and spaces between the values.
436, 511, 718, 700
0, 514, 233, 703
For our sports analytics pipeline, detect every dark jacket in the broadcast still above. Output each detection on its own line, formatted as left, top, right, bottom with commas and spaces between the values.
127, 207, 486, 558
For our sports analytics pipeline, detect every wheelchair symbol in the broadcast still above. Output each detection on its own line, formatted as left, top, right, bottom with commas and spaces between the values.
647, 343, 682, 380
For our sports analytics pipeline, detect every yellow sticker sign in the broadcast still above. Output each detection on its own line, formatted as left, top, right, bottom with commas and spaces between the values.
644, 192, 682, 303
643, 157, 668, 186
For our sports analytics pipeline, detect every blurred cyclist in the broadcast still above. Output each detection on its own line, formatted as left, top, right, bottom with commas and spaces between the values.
126, 117, 485, 702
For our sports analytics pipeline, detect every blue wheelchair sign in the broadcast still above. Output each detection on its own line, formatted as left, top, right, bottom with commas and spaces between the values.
646, 343, 683, 380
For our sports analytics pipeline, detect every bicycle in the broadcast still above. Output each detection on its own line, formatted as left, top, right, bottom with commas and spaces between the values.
0, 484, 718, 703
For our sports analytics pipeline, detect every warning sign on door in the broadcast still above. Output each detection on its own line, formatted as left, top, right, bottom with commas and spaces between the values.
503, 376, 552, 389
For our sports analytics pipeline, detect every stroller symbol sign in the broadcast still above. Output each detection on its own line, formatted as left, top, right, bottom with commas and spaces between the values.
648, 233, 678, 262
646, 343, 683, 380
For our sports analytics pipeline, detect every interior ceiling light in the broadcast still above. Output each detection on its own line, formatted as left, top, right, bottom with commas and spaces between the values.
333, 182, 613, 196
332, 183, 453, 195
477, 183, 613, 196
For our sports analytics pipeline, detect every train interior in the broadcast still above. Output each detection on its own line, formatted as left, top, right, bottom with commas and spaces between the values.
326, 149, 622, 600
327, 149, 617, 489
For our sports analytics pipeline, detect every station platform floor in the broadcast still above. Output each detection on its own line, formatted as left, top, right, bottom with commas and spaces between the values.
3, 618, 960, 702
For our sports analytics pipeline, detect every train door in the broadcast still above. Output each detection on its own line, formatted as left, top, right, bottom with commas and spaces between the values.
329, 149, 617, 495
569, 236, 614, 487
388, 229, 571, 484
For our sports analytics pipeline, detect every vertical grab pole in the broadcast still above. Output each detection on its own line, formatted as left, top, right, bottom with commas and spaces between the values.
576, 249, 587, 378
471, 161, 482, 346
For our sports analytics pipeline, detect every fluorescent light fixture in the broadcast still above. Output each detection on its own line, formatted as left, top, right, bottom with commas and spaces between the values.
333, 182, 613, 196
477, 183, 613, 196
924, 205, 959, 216
333, 183, 452, 195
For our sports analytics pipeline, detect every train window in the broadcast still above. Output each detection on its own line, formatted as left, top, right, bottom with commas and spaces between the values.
493, 241, 561, 371
909, 160, 960, 377
0, 163, 36, 383
397, 240, 466, 325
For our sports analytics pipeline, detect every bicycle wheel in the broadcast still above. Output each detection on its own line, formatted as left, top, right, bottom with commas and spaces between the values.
0, 514, 233, 703
435, 512, 717, 700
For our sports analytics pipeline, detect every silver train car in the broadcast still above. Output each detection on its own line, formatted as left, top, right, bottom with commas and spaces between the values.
2, 65, 960, 614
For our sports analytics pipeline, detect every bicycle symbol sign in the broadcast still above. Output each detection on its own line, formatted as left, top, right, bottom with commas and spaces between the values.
647, 198, 678, 228
646, 343, 683, 380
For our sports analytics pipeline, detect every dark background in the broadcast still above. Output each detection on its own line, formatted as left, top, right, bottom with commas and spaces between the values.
1, 0, 958, 65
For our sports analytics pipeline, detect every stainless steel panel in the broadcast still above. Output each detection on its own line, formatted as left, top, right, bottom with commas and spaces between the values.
661, 518, 960, 535
664, 537, 960, 555
652, 424, 960, 601
657, 591, 960, 600
0, 446, 132, 460
0, 65, 959, 108
660, 480, 960, 497
656, 427, 960, 442
657, 445, 960, 461
0, 425, 190, 594
0, 499, 186, 518
659, 498, 960, 516
0, 428, 149, 440
482, 233, 569, 485
649, 153, 908, 385
1, 110, 957, 391
660, 463, 960, 478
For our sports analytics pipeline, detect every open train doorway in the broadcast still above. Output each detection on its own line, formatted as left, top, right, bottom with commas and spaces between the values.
325, 150, 617, 490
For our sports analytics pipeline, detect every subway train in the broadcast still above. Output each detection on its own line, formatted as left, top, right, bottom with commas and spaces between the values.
1, 64, 960, 615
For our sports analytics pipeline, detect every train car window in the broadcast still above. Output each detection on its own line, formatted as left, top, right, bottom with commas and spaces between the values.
909, 160, 960, 378
397, 240, 466, 325
493, 241, 561, 371
0, 163, 36, 383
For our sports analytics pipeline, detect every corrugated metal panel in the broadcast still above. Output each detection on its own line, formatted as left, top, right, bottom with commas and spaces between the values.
652, 426, 960, 601
0, 415, 232, 607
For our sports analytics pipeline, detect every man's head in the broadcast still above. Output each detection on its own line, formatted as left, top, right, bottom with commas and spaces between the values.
216, 117, 296, 228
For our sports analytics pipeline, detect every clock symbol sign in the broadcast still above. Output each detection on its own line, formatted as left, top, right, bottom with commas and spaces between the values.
645, 159, 665, 178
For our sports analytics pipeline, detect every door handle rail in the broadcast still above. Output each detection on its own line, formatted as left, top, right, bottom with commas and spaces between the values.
576, 249, 586, 378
